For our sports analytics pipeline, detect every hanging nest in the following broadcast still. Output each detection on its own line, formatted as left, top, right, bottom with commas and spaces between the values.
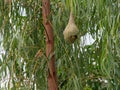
63, 11, 79, 44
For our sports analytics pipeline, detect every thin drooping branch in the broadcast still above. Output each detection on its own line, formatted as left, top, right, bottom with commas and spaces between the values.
42, 0, 58, 90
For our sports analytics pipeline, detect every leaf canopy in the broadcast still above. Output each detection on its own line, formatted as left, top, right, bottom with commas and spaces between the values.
0, 0, 120, 89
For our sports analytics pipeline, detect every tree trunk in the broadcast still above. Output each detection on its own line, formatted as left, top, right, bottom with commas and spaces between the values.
42, 0, 58, 90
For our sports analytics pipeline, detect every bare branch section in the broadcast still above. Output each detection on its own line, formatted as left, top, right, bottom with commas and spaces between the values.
42, 0, 58, 90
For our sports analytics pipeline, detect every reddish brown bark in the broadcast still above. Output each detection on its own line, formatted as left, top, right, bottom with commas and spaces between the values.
42, 0, 58, 90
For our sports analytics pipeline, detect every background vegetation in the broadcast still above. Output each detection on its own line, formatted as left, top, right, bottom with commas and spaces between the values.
0, 0, 120, 90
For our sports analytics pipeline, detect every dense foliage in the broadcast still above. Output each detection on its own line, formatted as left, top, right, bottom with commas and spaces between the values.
0, 0, 120, 89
